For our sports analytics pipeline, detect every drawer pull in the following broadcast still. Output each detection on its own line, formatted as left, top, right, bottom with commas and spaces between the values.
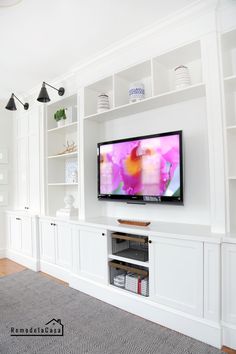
148, 240, 152, 244
16, 218, 21, 221
102, 233, 105, 236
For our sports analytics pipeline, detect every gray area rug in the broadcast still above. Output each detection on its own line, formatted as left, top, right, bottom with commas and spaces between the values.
0, 270, 225, 354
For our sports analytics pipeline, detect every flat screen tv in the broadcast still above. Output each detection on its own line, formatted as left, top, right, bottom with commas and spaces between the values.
97, 130, 183, 204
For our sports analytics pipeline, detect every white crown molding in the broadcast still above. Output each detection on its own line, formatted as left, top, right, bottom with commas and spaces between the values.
26, 0, 219, 99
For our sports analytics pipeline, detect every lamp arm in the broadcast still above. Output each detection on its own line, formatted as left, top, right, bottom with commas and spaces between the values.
13, 94, 25, 107
44, 82, 60, 93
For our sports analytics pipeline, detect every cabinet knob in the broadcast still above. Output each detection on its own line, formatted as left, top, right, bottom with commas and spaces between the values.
16, 217, 21, 221
102, 233, 105, 236
148, 240, 152, 244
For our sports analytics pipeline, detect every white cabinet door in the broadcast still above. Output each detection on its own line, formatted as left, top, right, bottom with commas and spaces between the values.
55, 222, 72, 270
21, 216, 32, 257
149, 237, 203, 316
17, 137, 29, 209
39, 220, 56, 264
16, 108, 41, 213
9, 216, 22, 252
28, 107, 40, 212
78, 227, 108, 284
222, 243, 236, 325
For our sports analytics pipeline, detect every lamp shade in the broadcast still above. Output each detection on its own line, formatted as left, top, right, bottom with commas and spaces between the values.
37, 84, 50, 103
5, 94, 17, 111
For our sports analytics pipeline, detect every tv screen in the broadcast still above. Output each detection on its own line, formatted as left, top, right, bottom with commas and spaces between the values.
98, 130, 183, 204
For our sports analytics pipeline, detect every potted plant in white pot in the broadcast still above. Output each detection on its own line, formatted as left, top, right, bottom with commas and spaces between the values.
54, 109, 67, 127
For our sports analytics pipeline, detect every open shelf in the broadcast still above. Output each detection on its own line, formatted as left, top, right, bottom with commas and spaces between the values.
48, 121, 78, 134
153, 41, 202, 95
84, 83, 205, 122
114, 60, 152, 107
222, 29, 236, 78
224, 75, 236, 90
111, 231, 149, 263
222, 29, 236, 235
108, 254, 149, 268
48, 183, 78, 186
223, 75, 236, 127
45, 93, 79, 217
47, 94, 77, 130
84, 76, 113, 117
48, 152, 77, 159
109, 260, 149, 297
228, 179, 236, 233
226, 125, 236, 132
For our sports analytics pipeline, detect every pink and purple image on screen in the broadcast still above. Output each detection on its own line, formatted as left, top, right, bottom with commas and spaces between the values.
99, 134, 181, 197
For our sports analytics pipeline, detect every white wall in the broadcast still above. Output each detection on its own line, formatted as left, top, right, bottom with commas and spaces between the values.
98, 98, 210, 225
0, 102, 12, 253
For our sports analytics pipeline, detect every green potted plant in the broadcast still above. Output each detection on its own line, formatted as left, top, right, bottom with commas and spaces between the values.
54, 108, 67, 127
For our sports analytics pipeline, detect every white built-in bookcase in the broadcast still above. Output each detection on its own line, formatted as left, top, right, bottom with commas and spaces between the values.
42, 35, 234, 235
80, 40, 206, 222
45, 94, 79, 216
221, 28, 236, 234
83, 41, 203, 122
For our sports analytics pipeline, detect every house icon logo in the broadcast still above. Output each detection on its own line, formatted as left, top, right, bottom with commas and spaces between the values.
44, 319, 64, 336
10, 318, 64, 337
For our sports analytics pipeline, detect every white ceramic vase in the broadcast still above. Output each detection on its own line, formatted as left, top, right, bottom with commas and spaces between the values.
174, 65, 191, 90
57, 120, 65, 128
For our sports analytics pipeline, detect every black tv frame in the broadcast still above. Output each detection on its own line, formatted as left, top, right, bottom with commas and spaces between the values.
97, 130, 184, 205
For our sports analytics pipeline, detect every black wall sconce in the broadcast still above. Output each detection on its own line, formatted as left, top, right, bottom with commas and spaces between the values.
37, 82, 65, 103
5, 93, 29, 111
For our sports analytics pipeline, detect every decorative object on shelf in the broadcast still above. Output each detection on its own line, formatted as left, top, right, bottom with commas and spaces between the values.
5, 93, 29, 111
65, 158, 78, 184
128, 82, 145, 103
37, 81, 65, 103
117, 219, 151, 227
57, 140, 77, 155
56, 194, 78, 218
174, 65, 191, 90
113, 274, 126, 288
65, 106, 73, 124
54, 108, 67, 127
141, 277, 149, 297
97, 93, 110, 113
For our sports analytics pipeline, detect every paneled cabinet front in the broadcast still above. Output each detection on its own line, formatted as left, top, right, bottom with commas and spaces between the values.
8, 215, 32, 257
39, 219, 72, 270
16, 106, 41, 213
222, 243, 236, 325
149, 236, 204, 316
74, 227, 108, 284
39, 219, 56, 264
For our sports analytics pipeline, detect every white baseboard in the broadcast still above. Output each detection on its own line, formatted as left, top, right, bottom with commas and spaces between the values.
222, 322, 236, 350
40, 260, 70, 283
6, 250, 40, 271
69, 273, 221, 349
0, 248, 6, 258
